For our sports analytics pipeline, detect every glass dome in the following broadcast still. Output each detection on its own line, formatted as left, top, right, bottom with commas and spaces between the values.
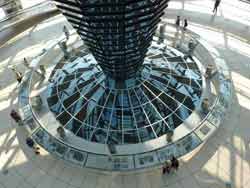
47, 42, 202, 144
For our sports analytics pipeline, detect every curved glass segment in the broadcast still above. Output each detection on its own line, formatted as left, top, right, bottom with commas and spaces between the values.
47, 45, 203, 144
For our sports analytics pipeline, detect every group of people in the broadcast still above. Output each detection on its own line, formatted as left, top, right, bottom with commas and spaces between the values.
10, 109, 22, 125
10, 107, 65, 155
175, 16, 188, 31
162, 156, 180, 174
9, 26, 71, 156
175, 0, 222, 31
26, 137, 40, 155
10, 110, 40, 155
11, 57, 47, 85
8, 0, 224, 163
10, 57, 47, 156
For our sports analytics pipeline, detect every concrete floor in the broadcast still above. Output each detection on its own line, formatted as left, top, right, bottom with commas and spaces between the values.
0, 0, 250, 187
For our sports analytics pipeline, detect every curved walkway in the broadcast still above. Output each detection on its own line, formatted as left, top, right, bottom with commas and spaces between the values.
0, 2, 60, 47
0, 0, 250, 188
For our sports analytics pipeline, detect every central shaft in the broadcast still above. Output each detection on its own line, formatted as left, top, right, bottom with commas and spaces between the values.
55, 0, 169, 79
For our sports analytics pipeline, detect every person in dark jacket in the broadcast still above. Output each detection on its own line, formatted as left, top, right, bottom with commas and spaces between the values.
63, 25, 70, 40
10, 109, 22, 125
26, 137, 40, 155
183, 19, 188, 31
175, 16, 180, 27
171, 156, 179, 171
213, 0, 221, 14
162, 161, 171, 174
11, 68, 23, 83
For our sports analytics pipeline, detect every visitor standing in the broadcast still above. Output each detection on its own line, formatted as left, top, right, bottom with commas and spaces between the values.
63, 25, 70, 41
26, 137, 40, 155
183, 19, 188, 31
57, 126, 66, 140
162, 161, 171, 174
11, 67, 23, 84
175, 16, 180, 27
158, 24, 166, 44
171, 156, 179, 171
213, 0, 221, 14
184, 39, 198, 60
58, 41, 70, 59
10, 109, 22, 125
201, 98, 210, 114
23, 57, 29, 68
39, 65, 46, 78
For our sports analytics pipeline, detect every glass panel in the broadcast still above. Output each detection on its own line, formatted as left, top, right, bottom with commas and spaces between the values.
54, 141, 68, 157
138, 126, 156, 142
135, 151, 159, 168
175, 133, 201, 156
134, 87, 148, 104
90, 128, 107, 143
85, 153, 112, 170
158, 92, 179, 111
157, 144, 176, 162
67, 97, 87, 115
63, 92, 81, 108
109, 156, 134, 170
66, 149, 86, 165
153, 121, 168, 137
109, 108, 122, 130
144, 81, 162, 97
75, 102, 89, 122
123, 130, 139, 144
97, 108, 113, 129
84, 105, 103, 127
65, 118, 82, 134
143, 102, 162, 124
174, 104, 192, 121
133, 107, 149, 128
56, 111, 72, 125
106, 131, 123, 145
129, 90, 140, 107
76, 125, 95, 140
47, 95, 59, 107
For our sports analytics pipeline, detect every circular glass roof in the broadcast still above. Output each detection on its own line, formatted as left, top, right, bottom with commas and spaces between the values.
47, 42, 203, 144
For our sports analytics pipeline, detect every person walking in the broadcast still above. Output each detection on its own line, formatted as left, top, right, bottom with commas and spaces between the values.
183, 19, 188, 31
213, 0, 221, 14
